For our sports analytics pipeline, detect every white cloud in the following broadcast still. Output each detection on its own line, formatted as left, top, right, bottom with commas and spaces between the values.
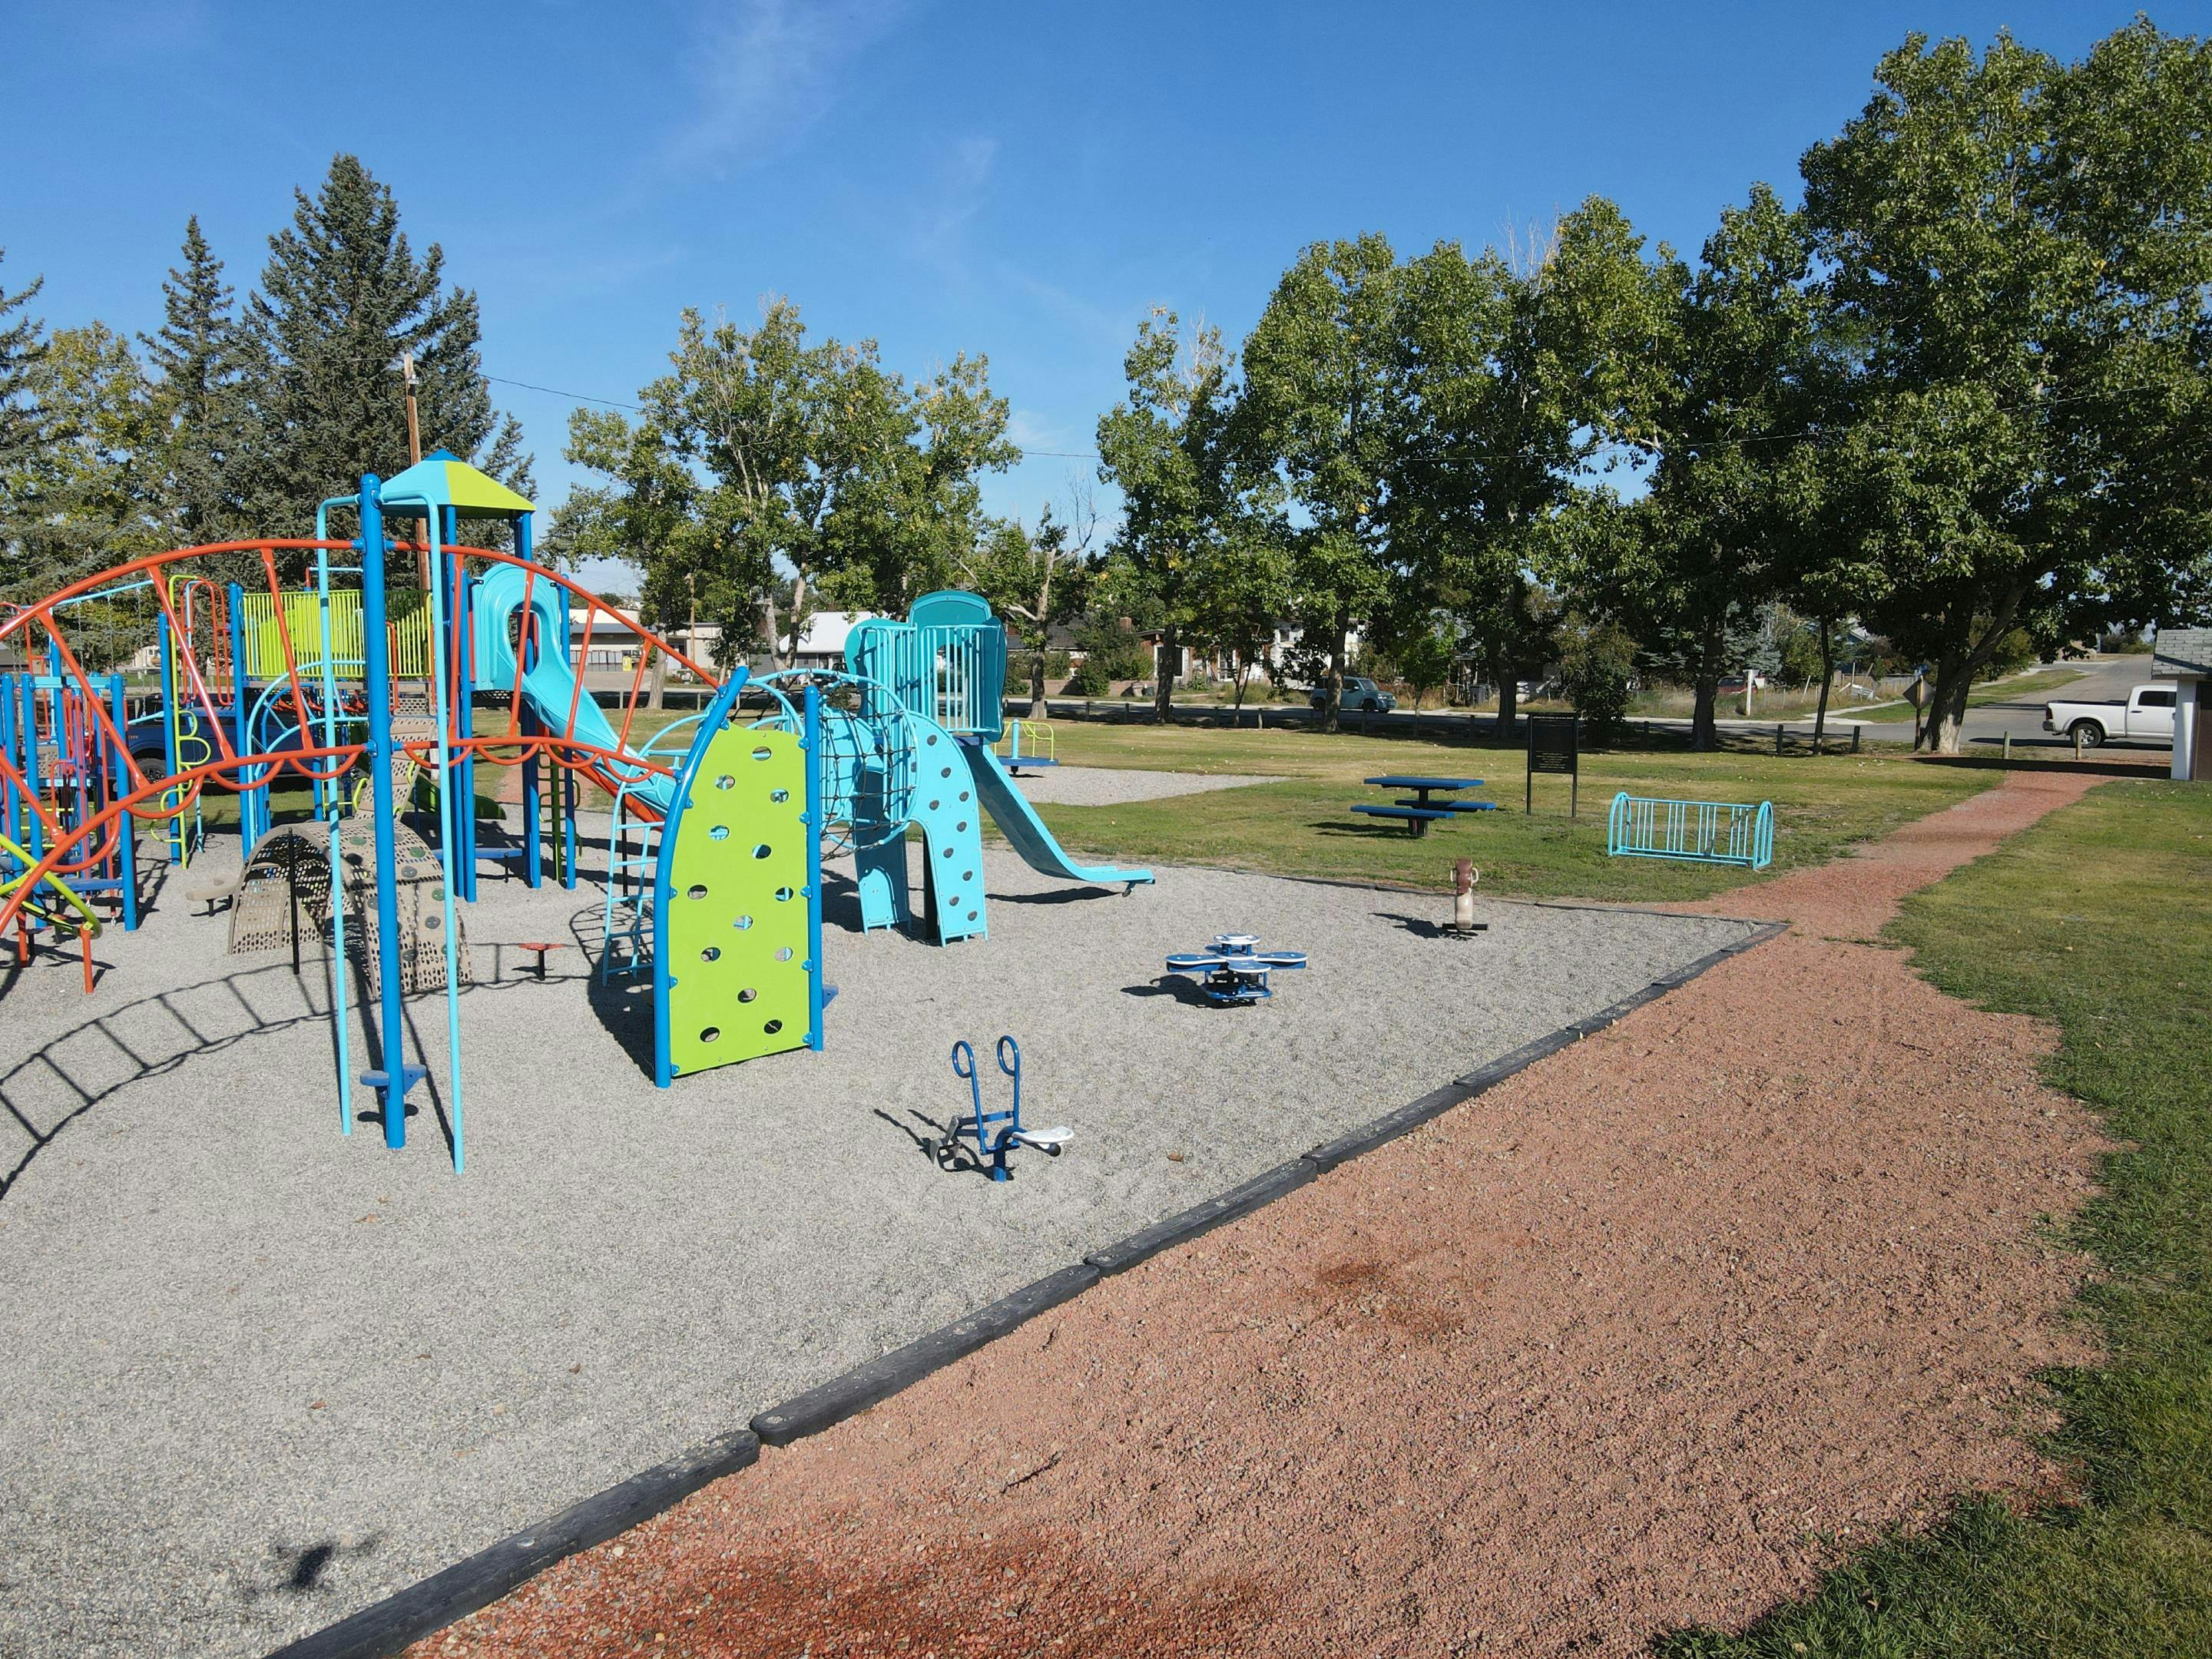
907, 135, 998, 271
668, 0, 912, 171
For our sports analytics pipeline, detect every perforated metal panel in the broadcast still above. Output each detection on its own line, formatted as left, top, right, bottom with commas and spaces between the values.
659, 723, 811, 1078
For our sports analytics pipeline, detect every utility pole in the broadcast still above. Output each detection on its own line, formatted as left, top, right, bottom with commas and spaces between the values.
402, 353, 428, 590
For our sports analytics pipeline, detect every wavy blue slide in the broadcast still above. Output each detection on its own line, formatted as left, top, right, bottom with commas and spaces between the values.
961, 740, 1154, 888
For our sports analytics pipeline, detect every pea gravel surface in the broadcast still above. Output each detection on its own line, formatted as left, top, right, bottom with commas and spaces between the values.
0, 835, 1747, 1658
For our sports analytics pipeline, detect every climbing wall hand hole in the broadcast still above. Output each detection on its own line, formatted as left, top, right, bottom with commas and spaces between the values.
753, 843, 772, 860
687, 883, 709, 900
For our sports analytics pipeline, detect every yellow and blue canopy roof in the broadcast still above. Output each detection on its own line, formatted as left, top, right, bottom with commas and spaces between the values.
380, 450, 535, 518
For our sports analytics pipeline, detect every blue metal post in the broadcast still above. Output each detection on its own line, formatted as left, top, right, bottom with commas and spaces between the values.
227, 584, 256, 849
442, 506, 480, 900
803, 682, 826, 1051
513, 515, 542, 887
562, 763, 578, 890
421, 506, 468, 1174
157, 611, 182, 862
110, 676, 137, 930
19, 670, 45, 876
330, 810, 353, 1134
356, 475, 421, 1145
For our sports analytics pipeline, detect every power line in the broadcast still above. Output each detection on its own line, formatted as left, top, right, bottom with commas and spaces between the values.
484, 375, 644, 412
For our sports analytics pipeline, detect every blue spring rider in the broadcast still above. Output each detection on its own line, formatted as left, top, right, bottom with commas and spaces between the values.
1164, 934, 1308, 1007
935, 1036, 1070, 1181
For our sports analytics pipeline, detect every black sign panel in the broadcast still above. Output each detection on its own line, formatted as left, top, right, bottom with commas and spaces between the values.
1527, 714, 1579, 774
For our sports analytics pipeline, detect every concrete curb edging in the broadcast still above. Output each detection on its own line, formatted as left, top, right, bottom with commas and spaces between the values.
266, 916, 1784, 1659
750, 1263, 1101, 1446
263, 1428, 762, 1659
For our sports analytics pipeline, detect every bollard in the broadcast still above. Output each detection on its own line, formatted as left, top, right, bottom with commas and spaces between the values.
1775, 722, 1785, 756
2003, 731, 2012, 761
2074, 727, 2083, 760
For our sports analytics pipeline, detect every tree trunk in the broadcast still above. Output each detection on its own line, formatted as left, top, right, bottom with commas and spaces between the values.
1924, 650, 1974, 755
1812, 616, 1834, 752
781, 571, 809, 669
1151, 625, 1177, 724
1495, 672, 1517, 737
1690, 618, 1726, 752
1231, 655, 1249, 712
1321, 619, 1348, 733
647, 637, 668, 713
1027, 640, 1048, 718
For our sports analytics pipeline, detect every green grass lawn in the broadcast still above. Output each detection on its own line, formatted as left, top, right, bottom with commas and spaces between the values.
1019, 720, 1994, 903
1658, 778, 2212, 1658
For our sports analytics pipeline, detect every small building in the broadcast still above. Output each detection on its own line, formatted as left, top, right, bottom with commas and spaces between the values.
2153, 628, 2210, 782
788, 610, 883, 671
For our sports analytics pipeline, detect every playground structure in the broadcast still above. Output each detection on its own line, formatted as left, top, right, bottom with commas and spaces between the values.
1164, 933, 1308, 1006
1606, 790, 1775, 870
0, 455, 1152, 1172
2, 653, 134, 985
933, 1035, 1069, 1181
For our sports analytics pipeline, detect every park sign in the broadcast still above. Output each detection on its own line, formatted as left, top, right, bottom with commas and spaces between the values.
1527, 713, 1579, 816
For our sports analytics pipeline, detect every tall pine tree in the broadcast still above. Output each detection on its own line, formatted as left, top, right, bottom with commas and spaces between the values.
0, 250, 48, 594
143, 217, 248, 544
236, 154, 531, 536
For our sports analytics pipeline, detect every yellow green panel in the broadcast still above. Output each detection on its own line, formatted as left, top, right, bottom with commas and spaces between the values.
663, 723, 811, 1077
381, 454, 536, 517
239, 588, 433, 679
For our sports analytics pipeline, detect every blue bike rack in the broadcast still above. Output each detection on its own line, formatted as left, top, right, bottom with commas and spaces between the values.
935, 1035, 1070, 1181
1606, 791, 1774, 869
1164, 934, 1308, 1006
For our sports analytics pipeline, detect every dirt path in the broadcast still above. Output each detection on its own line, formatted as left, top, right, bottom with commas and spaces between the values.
419, 770, 2110, 1658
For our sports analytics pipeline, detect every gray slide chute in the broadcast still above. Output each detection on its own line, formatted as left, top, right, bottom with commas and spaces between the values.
961, 740, 1153, 889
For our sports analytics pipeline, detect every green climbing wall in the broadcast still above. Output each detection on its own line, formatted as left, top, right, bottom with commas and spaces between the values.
660, 722, 812, 1078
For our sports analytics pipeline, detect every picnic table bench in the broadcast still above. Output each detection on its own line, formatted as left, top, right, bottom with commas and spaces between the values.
1351, 775, 1498, 837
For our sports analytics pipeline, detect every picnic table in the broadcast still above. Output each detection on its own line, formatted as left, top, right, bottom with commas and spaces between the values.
1352, 774, 1498, 837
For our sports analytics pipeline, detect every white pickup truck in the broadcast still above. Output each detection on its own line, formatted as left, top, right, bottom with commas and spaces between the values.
2043, 684, 2178, 747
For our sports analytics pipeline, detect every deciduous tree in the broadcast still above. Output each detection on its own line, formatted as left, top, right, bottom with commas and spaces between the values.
1804, 24, 2212, 751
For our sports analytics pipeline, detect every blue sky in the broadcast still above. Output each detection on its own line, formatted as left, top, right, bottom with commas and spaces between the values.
6, 0, 2202, 578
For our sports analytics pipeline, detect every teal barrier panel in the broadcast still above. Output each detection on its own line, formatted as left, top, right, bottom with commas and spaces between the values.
1606, 791, 1773, 869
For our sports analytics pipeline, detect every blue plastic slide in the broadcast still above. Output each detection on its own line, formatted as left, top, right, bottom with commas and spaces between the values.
961, 740, 1153, 888
472, 564, 677, 816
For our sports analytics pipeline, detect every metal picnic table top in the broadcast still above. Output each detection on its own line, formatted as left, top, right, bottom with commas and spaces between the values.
1363, 775, 1485, 793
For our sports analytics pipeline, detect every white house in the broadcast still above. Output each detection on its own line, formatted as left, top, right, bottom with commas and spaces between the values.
2153, 628, 2210, 782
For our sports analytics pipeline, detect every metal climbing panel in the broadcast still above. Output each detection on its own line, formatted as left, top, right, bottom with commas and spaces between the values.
227, 824, 333, 955
654, 710, 813, 1083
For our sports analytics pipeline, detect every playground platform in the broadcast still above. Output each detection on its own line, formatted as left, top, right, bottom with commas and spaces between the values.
0, 836, 1747, 1658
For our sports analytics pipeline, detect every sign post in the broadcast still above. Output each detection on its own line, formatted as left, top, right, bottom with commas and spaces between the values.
1527, 713, 1579, 816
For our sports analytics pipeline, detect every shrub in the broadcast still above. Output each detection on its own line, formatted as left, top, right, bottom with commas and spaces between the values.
1557, 614, 1637, 743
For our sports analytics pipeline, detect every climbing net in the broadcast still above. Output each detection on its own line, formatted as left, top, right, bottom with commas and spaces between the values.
747, 669, 922, 858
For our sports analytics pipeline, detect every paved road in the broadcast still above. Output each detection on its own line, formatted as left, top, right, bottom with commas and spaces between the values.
1045, 657, 2174, 755
1814, 655, 2162, 752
